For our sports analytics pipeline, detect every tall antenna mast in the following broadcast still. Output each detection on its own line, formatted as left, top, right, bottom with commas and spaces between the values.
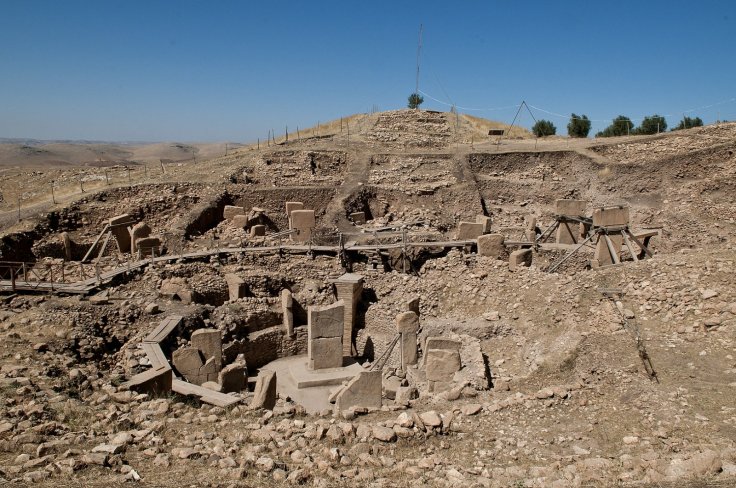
415, 24, 423, 99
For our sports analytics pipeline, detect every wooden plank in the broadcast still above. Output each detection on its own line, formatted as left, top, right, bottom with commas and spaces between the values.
621, 231, 639, 262
95, 231, 112, 263
81, 224, 110, 263
145, 315, 183, 344
171, 379, 240, 407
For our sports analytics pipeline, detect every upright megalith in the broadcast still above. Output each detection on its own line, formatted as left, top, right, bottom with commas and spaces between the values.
405, 296, 420, 315
555, 199, 587, 244
218, 360, 247, 393
108, 214, 133, 253
509, 248, 533, 270
334, 370, 382, 412
291, 209, 316, 243
282, 289, 294, 336
223, 205, 245, 221
524, 215, 537, 242
476, 215, 492, 234
456, 221, 485, 240
477, 234, 505, 258
307, 301, 345, 370
396, 311, 419, 369
61, 232, 72, 261
285, 201, 304, 228
129, 222, 152, 254
191, 329, 223, 371
424, 337, 462, 392
592, 206, 630, 266
250, 224, 266, 237
251, 370, 277, 410
224, 273, 247, 301
334, 273, 364, 356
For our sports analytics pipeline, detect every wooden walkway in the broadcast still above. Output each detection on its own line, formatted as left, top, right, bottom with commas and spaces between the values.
0, 239, 478, 294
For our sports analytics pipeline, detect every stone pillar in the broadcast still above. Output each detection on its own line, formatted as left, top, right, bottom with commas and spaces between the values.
223, 205, 245, 220
129, 222, 152, 254
191, 329, 222, 372
592, 206, 630, 266
285, 201, 304, 230
291, 209, 315, 243
61, 232, 72, 261
456, 222, 485, 240
250, 224, 266, 237
555, 200, 587, 244
405, 296, 420, 315
349, 212, 366, 224
108, 214, 132, 253
282, 289, 294, 336
334, 273, 364, 356
224, 273, 247, 301
396, 311, 419, 369
307, 301, 345, 370
475, 215, 492, 234
509, 248, 533, 271
477, 233, 505, 258
524, 215, 537, 242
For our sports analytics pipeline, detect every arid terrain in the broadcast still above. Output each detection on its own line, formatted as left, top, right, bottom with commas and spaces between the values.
0, 109, 735, 488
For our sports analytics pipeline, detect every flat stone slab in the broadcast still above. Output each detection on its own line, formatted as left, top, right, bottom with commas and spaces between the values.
289, 357, 363, 389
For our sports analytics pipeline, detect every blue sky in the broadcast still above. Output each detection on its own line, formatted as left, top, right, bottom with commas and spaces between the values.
1, 0, 734, 141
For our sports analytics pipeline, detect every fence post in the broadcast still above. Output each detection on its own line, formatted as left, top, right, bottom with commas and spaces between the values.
51, 182, 56, 204
10, 266, 16, 291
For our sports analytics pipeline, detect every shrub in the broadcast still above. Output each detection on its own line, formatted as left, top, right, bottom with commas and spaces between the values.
567, 114, 591, 138
596, 116, 633, 137
672, 116, 703, 131
532, 119, 556, 137
407, 93, 424, 109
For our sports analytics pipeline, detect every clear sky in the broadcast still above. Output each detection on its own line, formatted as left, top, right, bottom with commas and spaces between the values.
1, 0, 735, 141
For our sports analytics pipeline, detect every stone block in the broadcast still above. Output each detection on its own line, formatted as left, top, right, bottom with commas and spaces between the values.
191, 329, 222, 371
308, 301, 344, 339
135, 237, 161, 256
334, 370, 382, 412
509, 248, 533, 271
129, 222, 152, 254
172, 347, 204, 382
556, 220, 582, 245
475, 215, 492, 233
108, 214, 132, 253
425, 337, 461, 352
593, 235, 623, 266
405, 296, 420, 315
592, 206, 629, 227
525, 215, 537, 231
396, 311, 419, 334
456, 221, 485, 240
61, 232, 72, 261
250, 224, 266, 237
199, 357, 219, 384
291, 210, 316, 242
251, 370, 277, 410
223, 205, 245, 221
477, 233, 505, 258
308, 337, 344, 370
282, 289, 294, 336
425, 349, 462, 382
224, 273, 247, 301
556, 199, 587, 217
285, 201, 304, 219
349, 212, 366, 224
230, 215, 248, 229
218, 362, 247, 393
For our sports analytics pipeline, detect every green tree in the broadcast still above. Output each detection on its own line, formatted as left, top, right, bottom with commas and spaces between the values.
672, 116, 704, 131
407, 93, 424, 109
596, 116, 634, 137
532, 119, 556, 137
634, 115, 667, 135
567, 114, 591, 138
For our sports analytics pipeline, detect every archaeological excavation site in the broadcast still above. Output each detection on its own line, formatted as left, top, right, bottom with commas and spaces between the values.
1, 109, 736, 487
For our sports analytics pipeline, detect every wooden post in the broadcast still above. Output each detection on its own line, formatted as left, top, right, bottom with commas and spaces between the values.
127, 167, 131, 186
285, 125, 288, 144
105, 169, 109, 185
17, 196, 21, 222
80, 177, 85, 193
22, 263, 27, 282
257, 138, 260, 150
297, 126, 300, 142
51, 182, 56, 204
11, 266, 16, 291
160, 160, 165, 174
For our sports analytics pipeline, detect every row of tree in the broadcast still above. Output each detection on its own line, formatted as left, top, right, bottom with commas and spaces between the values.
531, 114, 704, 138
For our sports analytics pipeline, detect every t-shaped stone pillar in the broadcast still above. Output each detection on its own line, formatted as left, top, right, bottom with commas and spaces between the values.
334, 273, 364, 356
396, 311, 419, 369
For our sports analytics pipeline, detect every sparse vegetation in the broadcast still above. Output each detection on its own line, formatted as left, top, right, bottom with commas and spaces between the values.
596, 115, 634, 137
407, 93, 424, 109
567, 114, 591, 138
531, 119, 556, 137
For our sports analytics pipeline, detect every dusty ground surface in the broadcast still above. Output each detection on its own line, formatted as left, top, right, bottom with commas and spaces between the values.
0, 110, 735, 487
